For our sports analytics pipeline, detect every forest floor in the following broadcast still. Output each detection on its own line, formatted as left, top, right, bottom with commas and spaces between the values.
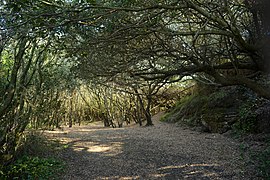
44, 112, 259, 180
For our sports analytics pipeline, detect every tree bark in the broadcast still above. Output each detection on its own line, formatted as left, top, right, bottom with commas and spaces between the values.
145, 95, 153, 126
0, 38, 27, 118
210, 71, 270, 100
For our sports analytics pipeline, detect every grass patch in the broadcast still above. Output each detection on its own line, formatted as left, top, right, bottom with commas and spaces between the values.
161, 93, 208, 125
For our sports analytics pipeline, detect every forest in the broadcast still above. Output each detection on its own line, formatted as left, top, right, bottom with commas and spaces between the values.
0, 0, 270, 179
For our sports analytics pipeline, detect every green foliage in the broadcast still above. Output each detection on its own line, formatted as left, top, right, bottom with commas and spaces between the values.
0, 132, 65, 180
161, 92, 208, 126
208, 90, 226, 102
257, 145, 270, 179
161, 86, 266, 133
234, 100, 257, 133
238, 143, 246, 161
0, 50, 13, 90
0, 156, 64, 180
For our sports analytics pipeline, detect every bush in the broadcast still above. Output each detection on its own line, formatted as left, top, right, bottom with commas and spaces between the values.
233, 100, 258, 133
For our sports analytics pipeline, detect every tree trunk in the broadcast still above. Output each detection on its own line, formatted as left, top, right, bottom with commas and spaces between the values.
69, 92, 73, 128
0, 38, 27, 118
102, 113, 110, 127
145, 95, 153, 126
136, 96, 143, 126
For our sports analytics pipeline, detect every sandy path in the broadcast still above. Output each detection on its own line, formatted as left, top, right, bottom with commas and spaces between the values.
44, 113, 256, 180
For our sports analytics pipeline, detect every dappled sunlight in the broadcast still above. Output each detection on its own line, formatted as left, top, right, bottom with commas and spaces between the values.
87, 145, 111, 153
157, 163, 221, 179
43, 130, 69, 134
72, 127, 119, 132
97, 175, 140, 180
149, 173, 168, 178
63, 127, 130, 134
189, 163, 219, 167
43, 125, 125, 157
43, 124, 127, 135
69, 141, 124, 156
158, 163, 219, 170
186, 170, 203, 175
43, 120, 246, 179
95, 163, 222, 179
87, 142, 123, 156
158, 165, 186, 170
202, 172, 220, 178
72, 147, 86, 152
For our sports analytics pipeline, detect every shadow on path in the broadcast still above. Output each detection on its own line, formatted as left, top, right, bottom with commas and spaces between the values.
44, 117, 248, 180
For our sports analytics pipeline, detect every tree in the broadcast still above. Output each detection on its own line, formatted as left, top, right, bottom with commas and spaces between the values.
0, 0, 82, 163
64, 0, 270, 99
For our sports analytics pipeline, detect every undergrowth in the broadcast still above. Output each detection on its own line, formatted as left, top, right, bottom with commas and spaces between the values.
233, 99, 258, 133
0, 132, 65, 179
255, 142, 270, 179
161, 93, 207, 125
0, 156, 64, 180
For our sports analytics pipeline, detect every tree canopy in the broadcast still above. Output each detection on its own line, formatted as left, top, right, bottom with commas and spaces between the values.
0, 0, 270, 167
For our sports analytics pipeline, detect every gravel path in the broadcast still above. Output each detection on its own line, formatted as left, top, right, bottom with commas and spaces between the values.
45, 113, 256, 180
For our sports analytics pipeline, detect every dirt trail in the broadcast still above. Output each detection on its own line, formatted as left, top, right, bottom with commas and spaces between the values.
44, 113, 255, 180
